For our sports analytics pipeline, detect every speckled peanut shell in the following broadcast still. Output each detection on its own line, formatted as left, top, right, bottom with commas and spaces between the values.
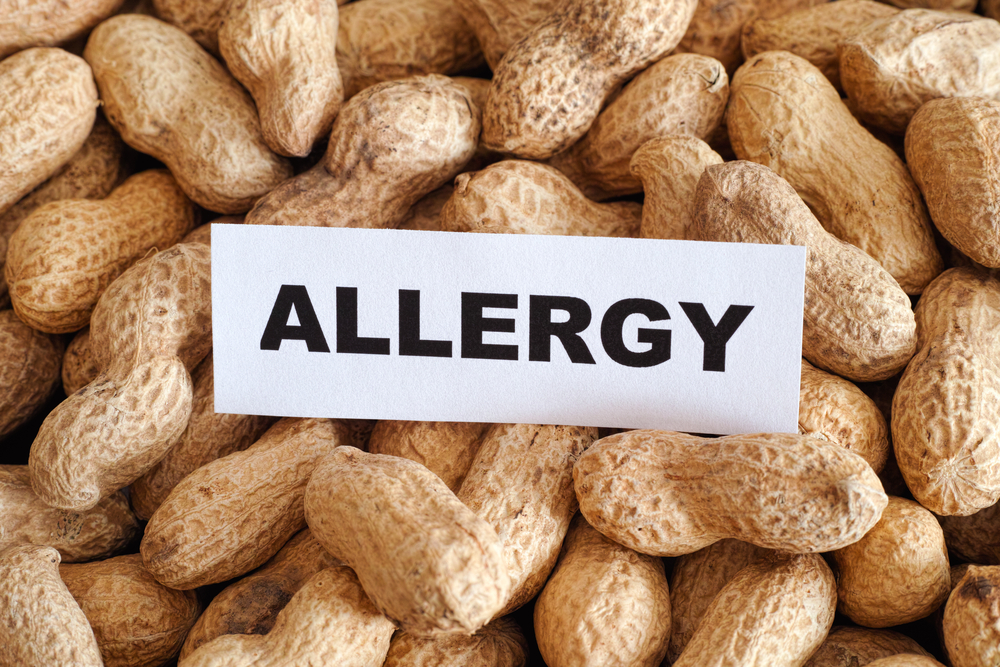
831, 496, 950, 627
892, 267, 1000, 515
799, 358, 890, 474
337, 0, 484, 99
865, 657, 947, 667
384, 617, 529, 667
455, 0, 560, 70
304, 447, 511, 637
141, 417, 349, 590
574, 430, 887, 557
181, 565, 395, 667
0, 0, 124, 57
673, 0, 823, 73
130, 354, 278, 520
533, 514, 670, 667
0, 47, 98, 219
368, 420, 488, 493
940, 502, 1000, 565
28, 243, 212, 512
666, 539, 771, 662
0, 544, 103, 666
219, 0, 343, 158
906, 97, 1000, 269
804, 626, 932, 667
60, 553, 200, 667
740, 0, 899, 92
0, 310, 62, 439
179, 528, 341, 660
84, 14, 293, 214
62, 326, 99, 396
630, 134, 723, 241
691, 160, 917, 382
246, 75, 479, 228
839, 9, 1000, 134
458, 424, 596, 617
481, 0, 697, 159
727, 50, 941, 294
547, 53, 728, 201
441, 160, 642, 237
0, 465, 137, 563
152, 0, 228, 53
7, 170, 196, 334
672, 552, 836, 666
942, 565, 1000, 667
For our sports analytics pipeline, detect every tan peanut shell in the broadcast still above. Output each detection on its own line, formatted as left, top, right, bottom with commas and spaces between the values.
832, 496, 950, 627
865, 657, 947, 667
533, 514, 671, 667
0, 544, 103, 667
0, 465, 137, 563
60, 553, 200, 667
673, 0, 822, 73
179, 528, 340, 660
181, 565, 395, 667
141, 417, 349, 590
337, 0, 484, 98
547, 53, 729, 201
0, 0, 124, 57
7, 170, 196, 334
398, 185, 454, 232
62, 326, 100, 396
482, 0, 698, 159
454, 0, 560, 70
799, 358, 890, 473
383, 617, 529, 667
727, 50, 942, 294
152, 0, 228, 53
672, 552, 836, 667
906, 97, 1000, 268
0, 47, 98, 219
84, 14, 293, 214
28, 243, 212, 511
804, 626, 933, 667
574, 430, 887, 556
304, 447, 511, 637
458, 424, 597, 616
368, 420, 488, 493
839, 9, 1000, 134
630, 134, 723, 241
892, 267, 1000, 515
740, 0, 899, 92
130, 353, 278, 520
441, 160, 641, 237
218, 0, 343, 158
691, 160, 917, 382
247, 75, 478, 229
666, 539, 771, 662
0, 310, 62, 440
940, 502, 1000, 565
942, 565, 1000, 667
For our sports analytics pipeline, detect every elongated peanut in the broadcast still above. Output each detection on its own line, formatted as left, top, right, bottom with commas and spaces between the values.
574, 430, 887, 556
368, 420, 488, 493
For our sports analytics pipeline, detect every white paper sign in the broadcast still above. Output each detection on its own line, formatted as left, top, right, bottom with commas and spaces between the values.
212, 225, 806, 434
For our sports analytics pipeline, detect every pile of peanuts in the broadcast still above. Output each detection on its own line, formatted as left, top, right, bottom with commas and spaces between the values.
2, 0, 1000, 665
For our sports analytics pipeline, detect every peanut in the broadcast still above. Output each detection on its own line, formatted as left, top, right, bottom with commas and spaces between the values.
805, 627, 933, 667
0, 310, 63, 440
367, 420, 488, 493
942, 565, 1000, 667
383, 617, 529, 667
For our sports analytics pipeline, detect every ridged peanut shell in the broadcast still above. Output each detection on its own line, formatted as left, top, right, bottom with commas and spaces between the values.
942, 564, 1000, 667
383, 617, 529, 667
7, 169, 196, 333
368, 420, 488, 493
547, 53, 729, 201
152, 0, 228, 53
726, 50, 942, 294
0, 465, 137, 563
804, 626, 933, 667
866, 657, 947, 667
691, 160, 916, 382
533, 514, 671, 667
0, 0, 124, 58
0, 544, 103, 666
441, 160, 641, 237
940, 502, 1000, 565
141, 417, 349, 590
84, 14, 293, 213
0, 47, 98, 218
304, 447, 511, 637
891, 267, 1000, 515
62, 326, 99, 396
61, 553, 200, 667
574, 430, 888, 556
454, 0, 561, 70
839, 9, 1000, 134
0, 310, 62, 439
